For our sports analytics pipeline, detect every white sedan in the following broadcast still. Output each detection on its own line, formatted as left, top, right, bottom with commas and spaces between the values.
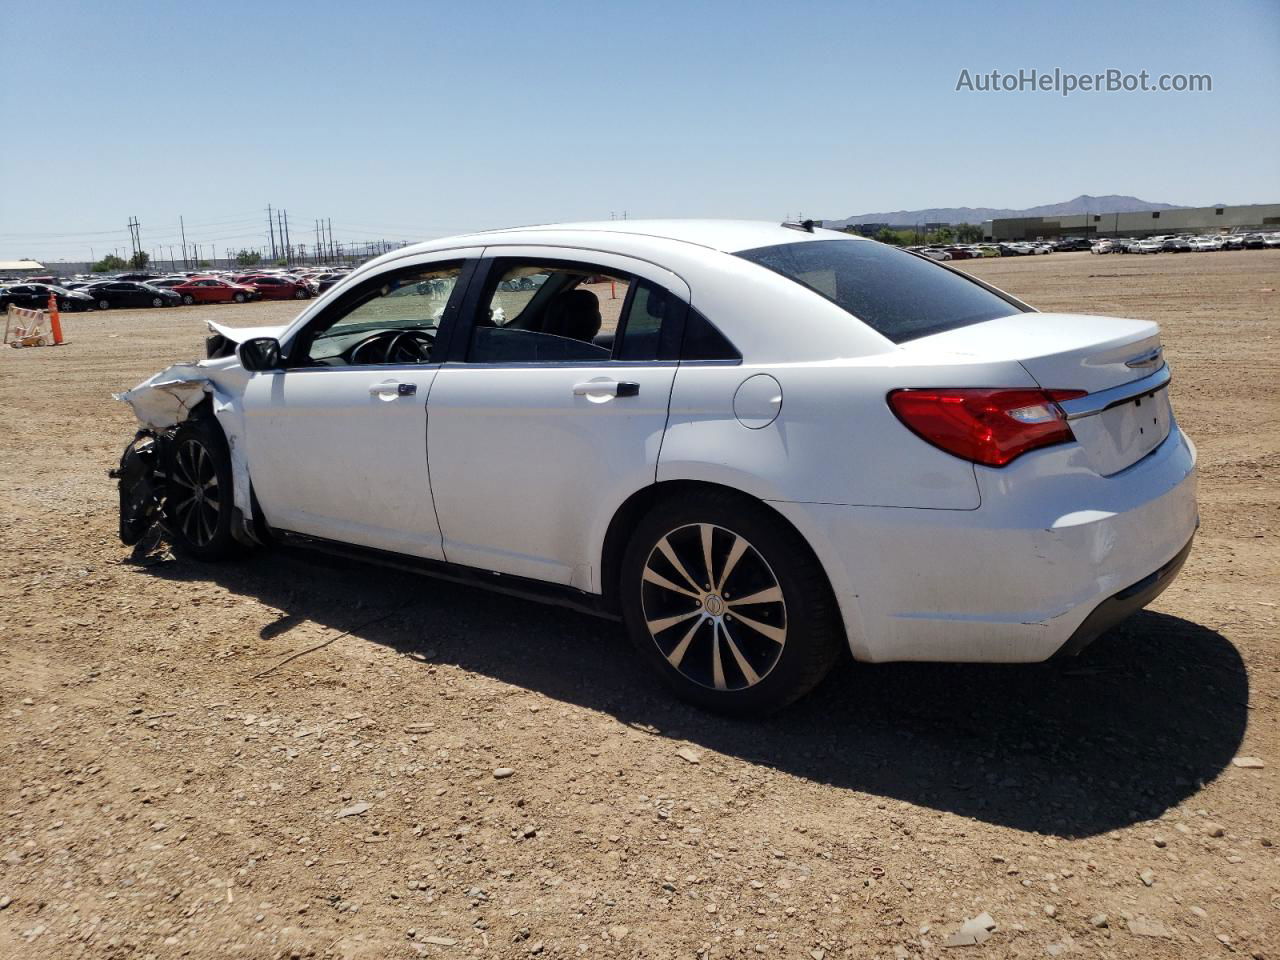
116, 221, 1198, 713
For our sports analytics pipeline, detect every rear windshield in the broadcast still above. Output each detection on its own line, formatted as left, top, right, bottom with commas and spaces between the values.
736, 238, 1025, 343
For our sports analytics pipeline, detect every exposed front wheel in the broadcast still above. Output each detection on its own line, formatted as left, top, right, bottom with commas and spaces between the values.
233, 292, 246, 303
620, 490, 845, 715
151, 296, 164, 307
98, 299, 110, 310
182, 294, 194, 305
163, 419, 239, 560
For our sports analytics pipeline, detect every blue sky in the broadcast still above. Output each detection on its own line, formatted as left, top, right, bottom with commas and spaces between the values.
2, 0, 1277, 262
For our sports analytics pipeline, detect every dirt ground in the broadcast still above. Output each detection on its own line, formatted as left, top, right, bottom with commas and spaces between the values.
1, 250, 1277, 960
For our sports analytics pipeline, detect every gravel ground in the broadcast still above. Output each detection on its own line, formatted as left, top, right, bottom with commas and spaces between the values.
1, 250, 1277, 959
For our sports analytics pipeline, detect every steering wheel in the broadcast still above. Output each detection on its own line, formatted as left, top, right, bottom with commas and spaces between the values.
385, 330, 434, 363
349, 329, 434, 365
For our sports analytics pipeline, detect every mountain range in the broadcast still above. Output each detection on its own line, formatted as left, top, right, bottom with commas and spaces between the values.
823, 195, 1188, 228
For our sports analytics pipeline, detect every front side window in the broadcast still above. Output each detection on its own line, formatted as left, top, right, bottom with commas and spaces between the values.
296, 263, 462, 366
466, 261, 679, 364
736, 238, 1025, 344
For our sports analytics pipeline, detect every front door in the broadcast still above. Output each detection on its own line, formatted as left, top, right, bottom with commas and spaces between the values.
427, 251, 688, 590
241, 255, 475, 559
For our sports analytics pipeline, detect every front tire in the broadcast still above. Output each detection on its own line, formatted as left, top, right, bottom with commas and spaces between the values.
182, 294, 194, 305
151, 296, 164, 307
620, 489, 844, 715
97, 298, 110, 310
163, 419, 238, 560
233, 291, 246, 303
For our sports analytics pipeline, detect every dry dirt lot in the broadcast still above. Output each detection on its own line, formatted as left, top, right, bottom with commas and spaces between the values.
1, 250, 1277, 960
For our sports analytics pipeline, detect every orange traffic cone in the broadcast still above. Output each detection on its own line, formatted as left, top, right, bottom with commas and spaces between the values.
47, 291, 64, 345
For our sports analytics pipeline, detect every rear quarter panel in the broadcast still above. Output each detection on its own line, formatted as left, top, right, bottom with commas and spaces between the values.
659, 354, 1042, 509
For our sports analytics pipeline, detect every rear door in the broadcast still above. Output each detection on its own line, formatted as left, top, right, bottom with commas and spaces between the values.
426, 249, 688, 590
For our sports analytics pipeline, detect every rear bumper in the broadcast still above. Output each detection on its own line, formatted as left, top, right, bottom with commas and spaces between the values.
1052, 533, 1194, 658
771, 424, 1198, 663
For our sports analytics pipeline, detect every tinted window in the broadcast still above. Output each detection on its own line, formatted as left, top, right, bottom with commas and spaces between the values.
681, 309, 740, 361
736, 238, 1024, 344
467, 264, 684, 365
616, 280, 678, 360
467, 262, 623, 364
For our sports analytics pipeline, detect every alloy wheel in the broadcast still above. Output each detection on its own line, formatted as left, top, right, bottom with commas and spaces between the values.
640, 523, 787, 691
169, 438, 221, 547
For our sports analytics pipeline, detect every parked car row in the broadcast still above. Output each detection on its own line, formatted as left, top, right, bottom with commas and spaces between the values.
910, 241, 1057, 261
0, 266, 356, 313
1090, 233, 1280, 254
0, 280, 180, 311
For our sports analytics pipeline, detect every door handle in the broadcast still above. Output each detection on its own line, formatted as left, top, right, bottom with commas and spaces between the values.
572, 380, 640, 398
369, 381, 416, 397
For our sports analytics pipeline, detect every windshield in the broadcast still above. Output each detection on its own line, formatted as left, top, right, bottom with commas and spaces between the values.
736, 239, 1027, 344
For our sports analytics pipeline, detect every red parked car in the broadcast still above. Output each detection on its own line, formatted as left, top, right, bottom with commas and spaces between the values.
241, 274, 314, 300
172, 277, 259, 305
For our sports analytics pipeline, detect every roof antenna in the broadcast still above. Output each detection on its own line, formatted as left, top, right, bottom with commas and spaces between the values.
781, 219, 820, 233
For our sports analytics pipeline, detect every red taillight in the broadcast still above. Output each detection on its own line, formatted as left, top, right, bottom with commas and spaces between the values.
887, 388, 1087, 467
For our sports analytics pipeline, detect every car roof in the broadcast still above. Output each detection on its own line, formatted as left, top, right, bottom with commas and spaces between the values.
402, 219, 861, 257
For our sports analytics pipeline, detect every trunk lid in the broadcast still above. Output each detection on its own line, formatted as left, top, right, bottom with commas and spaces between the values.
905, 312, 1161, 393
905, 312, 1171, 475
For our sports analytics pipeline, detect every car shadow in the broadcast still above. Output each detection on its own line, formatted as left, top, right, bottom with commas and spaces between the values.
143, 547, 1248, 838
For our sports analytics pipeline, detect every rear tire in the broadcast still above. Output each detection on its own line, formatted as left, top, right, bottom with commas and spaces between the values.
163, 419, 239, 560
620, 489, 845, 715
97, 299, 110, 310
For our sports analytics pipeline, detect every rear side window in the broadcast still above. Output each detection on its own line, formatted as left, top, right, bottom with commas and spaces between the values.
465, 261, 683, 364
736, 239, 1025, 343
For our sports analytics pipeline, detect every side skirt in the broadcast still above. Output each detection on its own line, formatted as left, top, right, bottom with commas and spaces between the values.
273, 529, 620, 621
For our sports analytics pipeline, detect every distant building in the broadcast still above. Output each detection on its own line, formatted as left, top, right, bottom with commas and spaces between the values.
984, 203, 1280, 241
846, 222, 889, 237
0, 259, 45, 275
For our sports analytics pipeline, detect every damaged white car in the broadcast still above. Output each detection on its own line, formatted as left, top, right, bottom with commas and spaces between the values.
115, 220, 1198, 713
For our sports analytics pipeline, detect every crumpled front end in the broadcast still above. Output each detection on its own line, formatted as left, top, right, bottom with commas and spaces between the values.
112, 360, 260, 547
115, 363, 213, 430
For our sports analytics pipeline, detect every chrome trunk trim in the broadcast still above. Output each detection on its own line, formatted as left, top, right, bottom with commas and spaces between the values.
1059, 364, 1171, 421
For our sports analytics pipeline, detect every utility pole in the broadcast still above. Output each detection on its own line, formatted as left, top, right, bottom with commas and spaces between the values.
180, 216, 189, 269
327, 218, 333, 261
267, 204, 277, 260
283, 209, 291, 264
127, 217, 141, 257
